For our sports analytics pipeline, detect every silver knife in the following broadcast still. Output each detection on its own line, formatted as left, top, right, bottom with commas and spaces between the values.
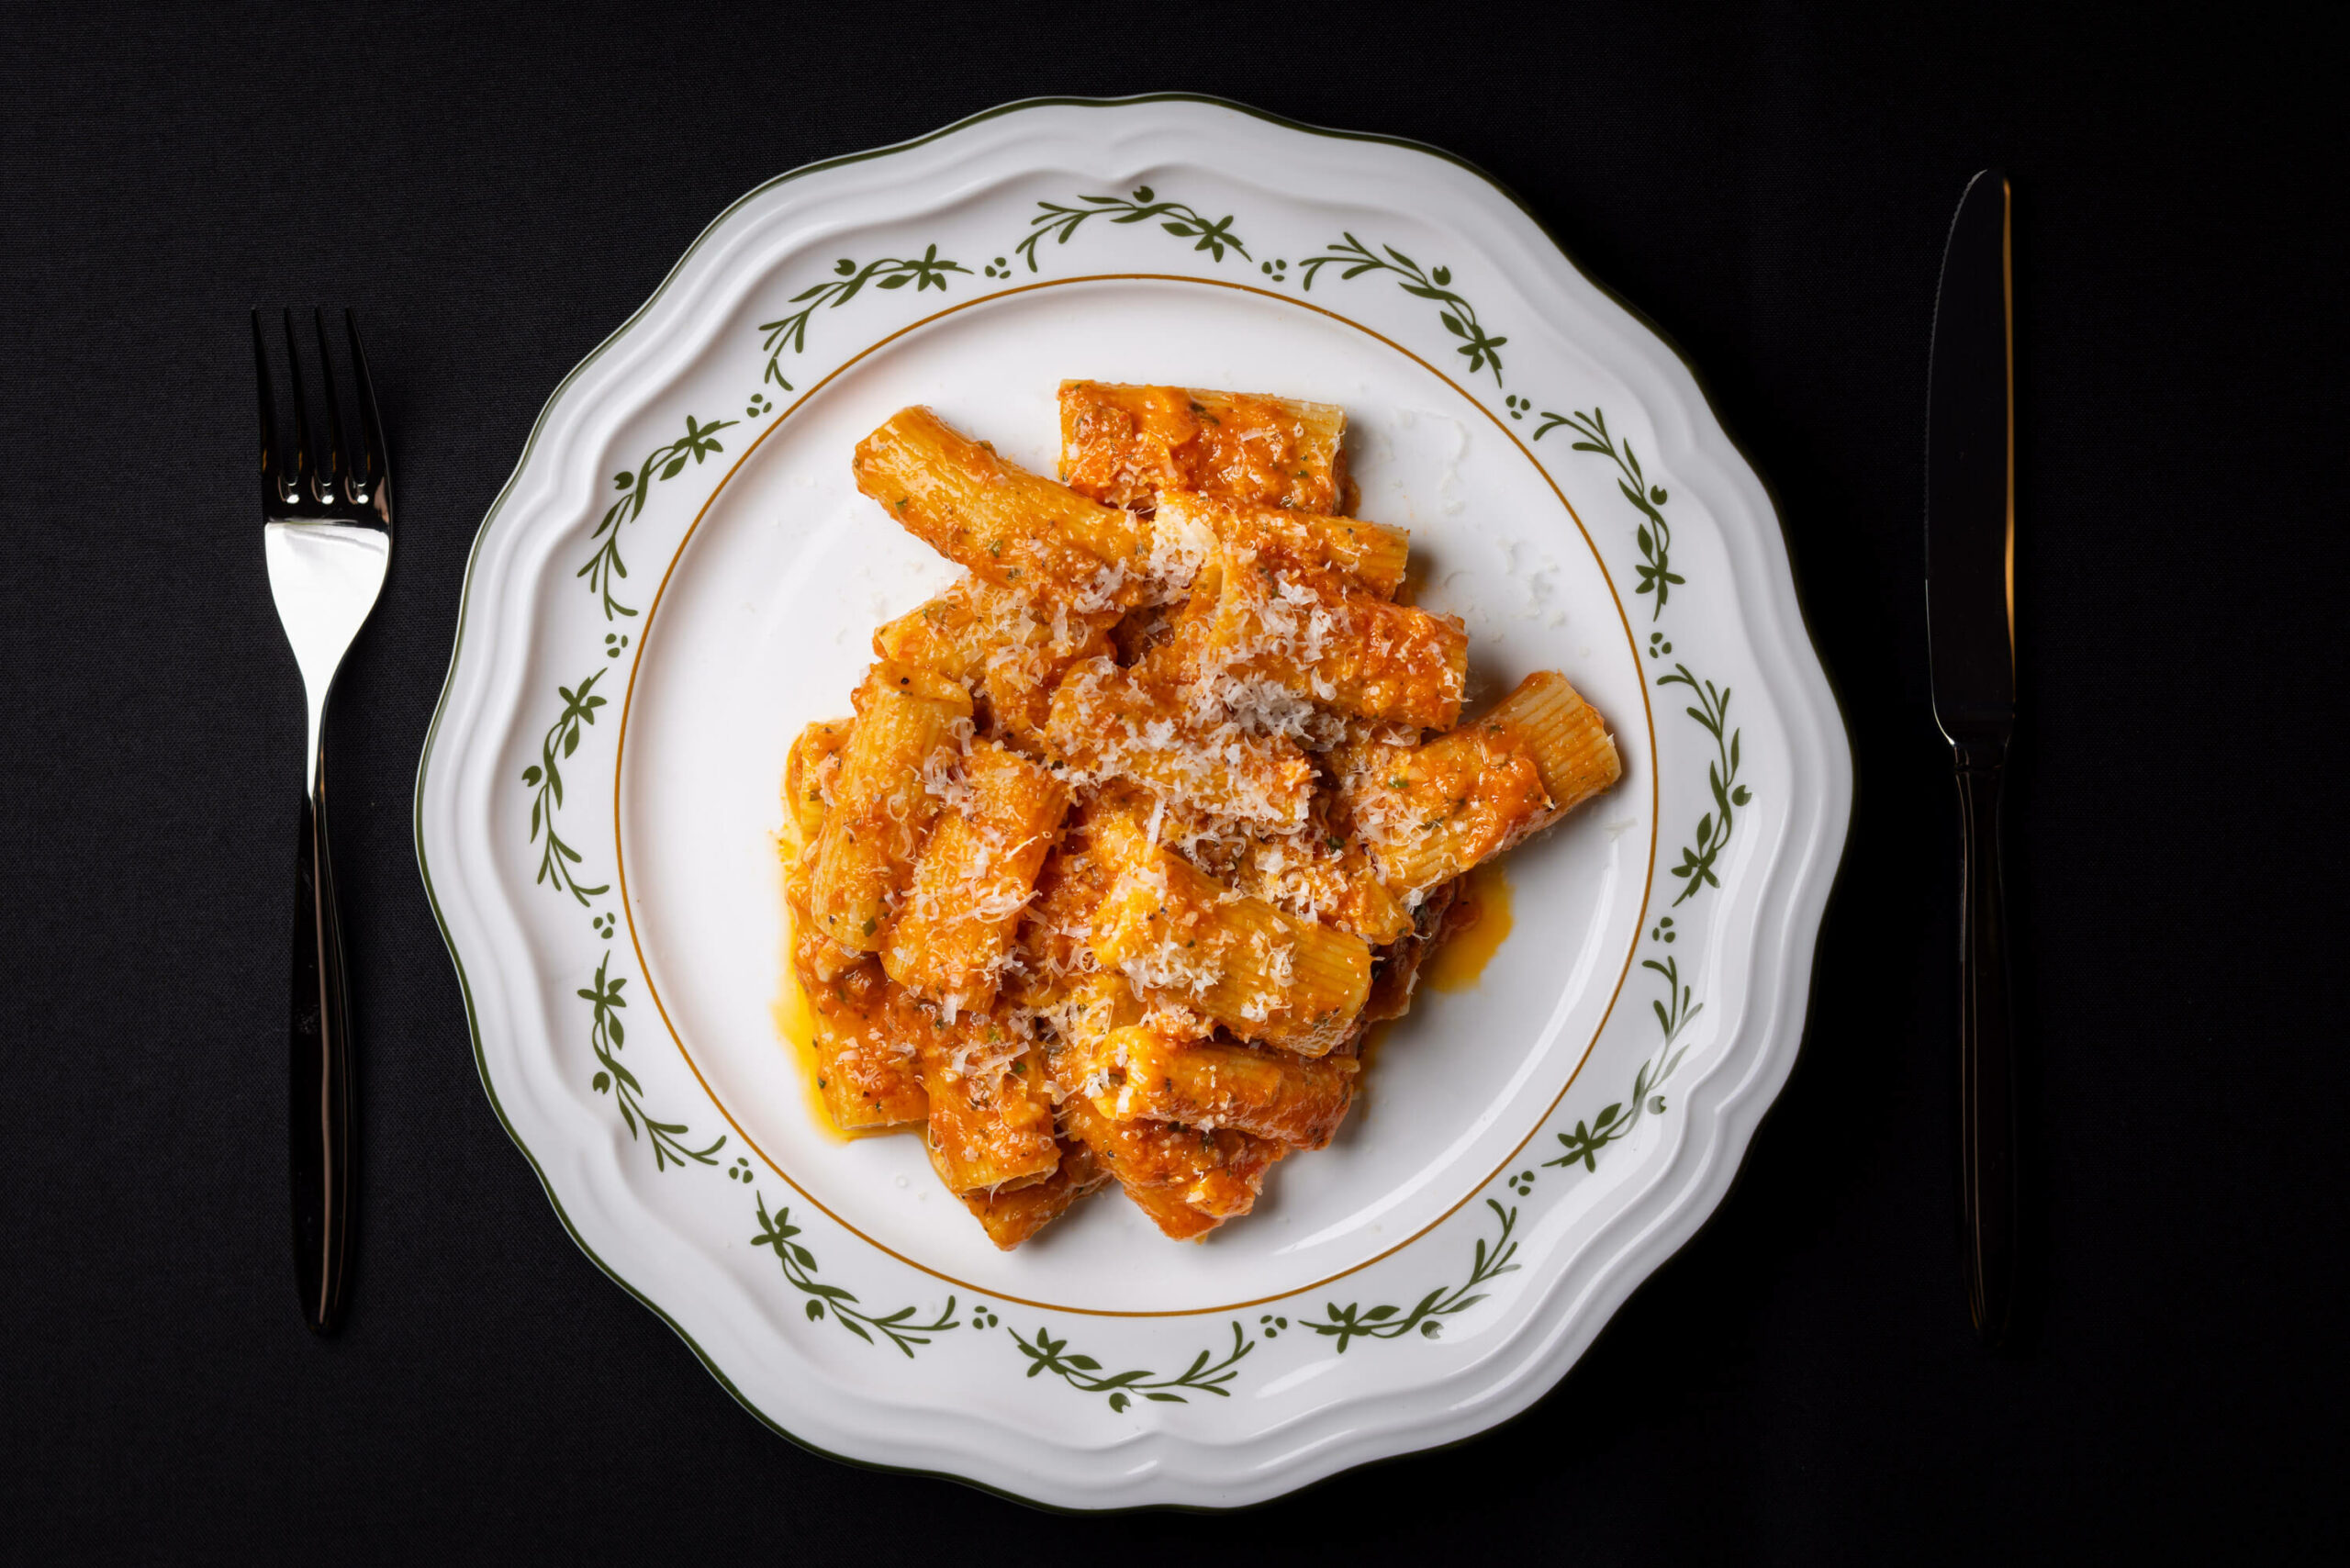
1926, 170, 2018, 1346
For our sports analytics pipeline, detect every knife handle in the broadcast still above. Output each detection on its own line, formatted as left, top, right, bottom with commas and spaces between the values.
290, 766, 354, 1335
1953, 741, 2015, 1346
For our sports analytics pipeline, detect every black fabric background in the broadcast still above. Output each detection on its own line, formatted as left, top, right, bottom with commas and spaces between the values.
3, 2, 2343, 1560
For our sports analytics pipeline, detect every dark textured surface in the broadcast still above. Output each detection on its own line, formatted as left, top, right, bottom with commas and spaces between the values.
3, 3, 2341, 1560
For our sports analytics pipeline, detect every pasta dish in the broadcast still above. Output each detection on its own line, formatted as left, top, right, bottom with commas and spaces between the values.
780, 382, 1620, 1248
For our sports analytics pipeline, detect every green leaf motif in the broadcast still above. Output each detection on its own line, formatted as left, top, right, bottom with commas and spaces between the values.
1297, 1199, 1521, 1350
1545, 956, 1701, 1180
756, 245, 971, 390
581, 948, 723, 1172
1300, 232, 1507, 386
1531, 406, 1679, 618
1529, 405, 1748, 912
521, 667, 610, 905
578, 413, 738, 622
1014, 188, 1252, 273
751, 1193, 959, 1356
1007, 1320, 1252, 1407
1655, 663, 1743, 908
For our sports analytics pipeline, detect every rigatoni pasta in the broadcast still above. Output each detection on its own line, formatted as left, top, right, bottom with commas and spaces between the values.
778, 385, 1621, 1249
1151, 490, 1410, 599
1055, 1090, 1281, 1240
915, 1012, 1060, 1195
795, 949, 932, 1132
883, 740, 1069, 1009
1202, 552, 1469, 729
959, 1141, 1109, 1249
1045, 655, 1315, 825
1058, 380, 1346, 515
809, 661, 971, 951
1090, 1025, 1360, 1151
1488, 669, 1623, 826
855, 406, 1151, 608
1337, 670, 1625, 899
780, 735, 929, 1131
1089, 843, 1371, 1057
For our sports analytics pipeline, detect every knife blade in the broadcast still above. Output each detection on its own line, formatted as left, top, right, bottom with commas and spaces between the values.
1926, 168, 2018, 1347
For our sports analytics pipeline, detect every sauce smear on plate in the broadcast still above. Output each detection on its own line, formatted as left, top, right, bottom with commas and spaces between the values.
769, 972, 853, 1145
1425, 863, 1514, 992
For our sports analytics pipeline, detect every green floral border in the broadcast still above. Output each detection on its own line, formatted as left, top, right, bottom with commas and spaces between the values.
753, 1193, 959, 1353
760, 249, 968, 390
507, 177, 1758, 1405
1014, 185, 1250, 273
583, 950, 724, 1171
1532, 407, 1681, 613
580, 414, 737, 622
1013, 1320, 1254, 1411
1544, 956, 1698, 1173
1301, 1200, 1520, 1350
521, 670, 610, 906
1302, 231, 1507, 384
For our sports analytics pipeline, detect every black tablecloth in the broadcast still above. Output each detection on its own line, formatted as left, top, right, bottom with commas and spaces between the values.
4, 4, 2339, 1559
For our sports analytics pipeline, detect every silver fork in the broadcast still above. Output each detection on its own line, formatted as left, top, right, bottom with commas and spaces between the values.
254, 308, 392, 1335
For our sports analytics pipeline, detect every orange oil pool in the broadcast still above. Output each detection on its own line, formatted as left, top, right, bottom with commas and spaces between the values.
771, 827, 852, 1143
1425, 862, 1515, 993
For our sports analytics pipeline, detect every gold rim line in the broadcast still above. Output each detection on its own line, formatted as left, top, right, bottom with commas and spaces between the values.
610, 271, 1660, 1317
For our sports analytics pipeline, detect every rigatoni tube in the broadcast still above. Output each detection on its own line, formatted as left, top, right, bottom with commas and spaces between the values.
884, 740, 1069, 1007
854, 406, 1150, 609
1089, 844, 1370, 1056
809, 661, 972, 952
1091, 1025, 1359, 1150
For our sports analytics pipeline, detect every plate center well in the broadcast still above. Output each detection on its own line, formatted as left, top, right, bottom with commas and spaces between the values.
618, 278, 1649, 1314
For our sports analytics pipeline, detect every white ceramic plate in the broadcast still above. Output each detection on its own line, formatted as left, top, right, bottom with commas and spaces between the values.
415, 95, 1851, 1509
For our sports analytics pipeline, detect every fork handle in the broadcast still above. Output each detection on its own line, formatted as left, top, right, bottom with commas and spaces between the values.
1953, 741, 2015, 1347
290, 766, 353, 1334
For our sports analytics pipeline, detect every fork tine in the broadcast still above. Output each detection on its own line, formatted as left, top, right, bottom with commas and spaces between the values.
312, 308, 348, 503
281, 309, 313, 503
252, 309, 281, 508
343, 310, 389, 507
